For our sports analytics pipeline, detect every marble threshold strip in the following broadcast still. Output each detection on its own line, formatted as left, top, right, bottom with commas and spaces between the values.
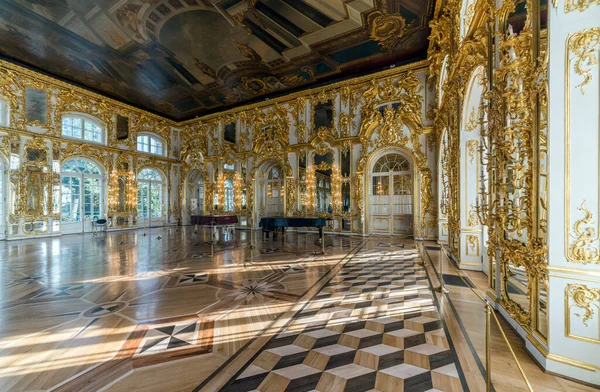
195, 240, 367, 392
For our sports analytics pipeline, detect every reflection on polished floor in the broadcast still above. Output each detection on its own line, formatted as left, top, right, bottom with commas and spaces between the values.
0, 227, 363, 391
1, 229, 597, 392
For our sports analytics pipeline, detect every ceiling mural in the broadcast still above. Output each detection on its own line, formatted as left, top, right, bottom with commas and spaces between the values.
0, 0, 434, 120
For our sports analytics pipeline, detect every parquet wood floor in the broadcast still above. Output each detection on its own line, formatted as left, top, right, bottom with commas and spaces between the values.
0, 230, 597, 391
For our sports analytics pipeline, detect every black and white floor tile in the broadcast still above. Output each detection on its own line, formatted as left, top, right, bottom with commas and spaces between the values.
221, 246, 466, 392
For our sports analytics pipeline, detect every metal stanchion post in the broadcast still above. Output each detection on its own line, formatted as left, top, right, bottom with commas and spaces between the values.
485, 301, 492, 392
156, 219, 162, 240
435, 248, 449, 293
248, 227, 256, 250
143, 216, 148, 237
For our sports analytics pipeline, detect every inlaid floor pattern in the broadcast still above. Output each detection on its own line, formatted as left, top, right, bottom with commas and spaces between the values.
224, 247, 464, 392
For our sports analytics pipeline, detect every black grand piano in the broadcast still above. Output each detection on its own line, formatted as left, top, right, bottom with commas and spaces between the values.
259, 217, 328, 253
190, 215, 238, 226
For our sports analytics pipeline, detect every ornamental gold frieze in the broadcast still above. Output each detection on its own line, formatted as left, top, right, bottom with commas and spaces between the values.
53, 89, 114, 132
0, 59, 176, 128
60, 142, 109, 168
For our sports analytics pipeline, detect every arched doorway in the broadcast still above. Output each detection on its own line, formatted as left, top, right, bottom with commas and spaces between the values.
256, 162, 284, 218
61, 158, 105, 234
137, 168, 165, 226
369, 152, 414, 236
186, 169, 205, 219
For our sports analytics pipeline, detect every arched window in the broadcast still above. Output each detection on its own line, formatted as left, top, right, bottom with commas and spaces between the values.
268, 167, 280, 179
373, 154, 410, 173
137, 168, 164, 220
137, 134, 165, 156
62, 114, 105, 144
224, 179, 234, 212
61, 158, 103, 225
0, 98, 9, 127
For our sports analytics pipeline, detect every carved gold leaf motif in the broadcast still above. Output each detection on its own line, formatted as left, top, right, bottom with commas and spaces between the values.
568, 200, 600, 264
567, 284, 600, 326
569, 28, 600, 94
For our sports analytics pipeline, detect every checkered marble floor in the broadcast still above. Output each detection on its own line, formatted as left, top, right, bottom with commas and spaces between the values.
222, 246, 465, 392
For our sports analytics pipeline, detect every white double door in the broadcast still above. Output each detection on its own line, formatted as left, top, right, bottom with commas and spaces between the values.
369, 172, 413, 235
61, 173, 103, 234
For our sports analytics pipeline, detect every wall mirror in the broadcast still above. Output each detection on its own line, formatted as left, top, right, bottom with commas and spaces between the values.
117, 177, 127, 213
25, 88, 48, 124
341, 150, 351, 177
313, 151, 333, 213
504, 259, 530, 315
224, 122, 236, 144
116, 115, 129, 141
26, 148, 47, 163
313, 100, 333, 129
298, 152, 307, 212
25, 168, 48, 217
341, 181, 351, 213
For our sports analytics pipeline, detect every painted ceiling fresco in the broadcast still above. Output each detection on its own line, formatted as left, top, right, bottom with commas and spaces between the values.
0, 0, 434, 120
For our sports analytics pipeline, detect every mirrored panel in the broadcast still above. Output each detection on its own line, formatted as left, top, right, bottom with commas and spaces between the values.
314, 100, 333, 129
25, 88, 47, 124
537, 275, 548, 338
117, 177, 127, 213
224, 122, 236, 144
341, 150, 351, 177
341, 182, 351, 213
505, 260, 530, 314
313, 151, 333, 213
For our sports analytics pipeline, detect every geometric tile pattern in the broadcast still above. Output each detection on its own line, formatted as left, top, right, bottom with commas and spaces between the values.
137, 321, 199, 355
178, 273, 209, 284
0, 227, 363, 391
223, 247, 465, 392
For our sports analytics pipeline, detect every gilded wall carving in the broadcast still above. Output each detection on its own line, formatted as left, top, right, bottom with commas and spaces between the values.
428, 0, 549, 337
0, 59, 180, 236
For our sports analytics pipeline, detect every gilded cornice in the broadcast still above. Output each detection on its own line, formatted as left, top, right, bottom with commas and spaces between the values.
0, 59, 176, 126
0, 126, 180, 164
180, 60, 430, 126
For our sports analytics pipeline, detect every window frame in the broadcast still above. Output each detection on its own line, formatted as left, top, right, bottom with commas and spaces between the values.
60, 158, 104, 223
137, 168, 165, 220
61, 113, 106, 145
136, 133, 166, 157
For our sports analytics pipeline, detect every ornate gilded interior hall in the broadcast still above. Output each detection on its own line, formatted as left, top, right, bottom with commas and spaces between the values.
0, 0, 598, 391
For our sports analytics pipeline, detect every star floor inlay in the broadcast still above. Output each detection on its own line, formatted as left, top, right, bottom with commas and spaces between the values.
137, 321, 199, 356
82, 301, 127, 318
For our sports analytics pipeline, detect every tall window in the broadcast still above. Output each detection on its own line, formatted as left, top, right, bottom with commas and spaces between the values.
137, 134, 165, 156
61, 158, 103, 222
224, 179, 234, 212
138, 168, 164, 220
62, 115, 105, 144
0, 98, 8, 127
